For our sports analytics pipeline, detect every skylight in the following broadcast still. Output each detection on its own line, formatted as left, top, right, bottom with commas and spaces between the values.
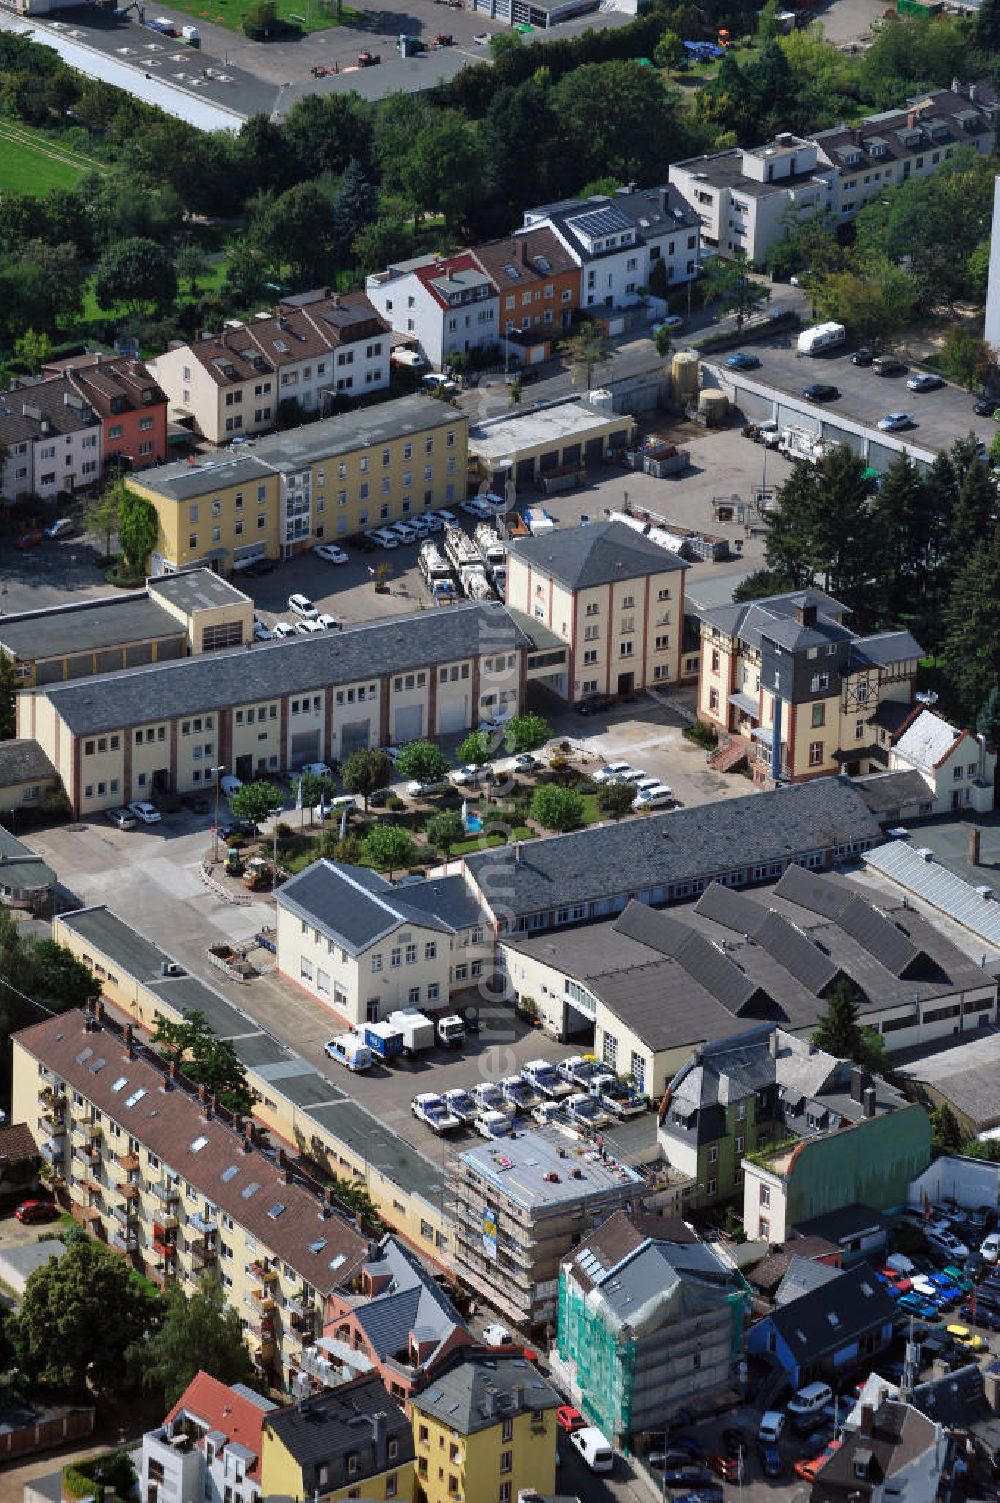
190, 1136, 209, 1153
111, 1076, 128, 1093
268, 1203, 285, 1220
124, 1087, 147, 1108
309, 1238, 328, 1255
241, 1182, 261, 1200
221, 1166, 240, 1183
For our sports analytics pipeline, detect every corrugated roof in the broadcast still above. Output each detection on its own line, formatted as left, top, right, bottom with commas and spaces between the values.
863, 842, 1000, 947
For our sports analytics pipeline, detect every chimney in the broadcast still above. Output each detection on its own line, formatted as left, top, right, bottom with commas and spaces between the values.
124, 1024, 135, 1058
284, 1167, 294, 1185
906, 110, 917, 128
795, 599, 818, 628
850, 1065, 865, 1103
198, 1084, 209, 1104
243, 1134, 254, 1154
863, 1085, 877, 1119
860, 1403, 874, 1438
95, 1000, 105, 1022
371, 1412, 387, 1458
166, 1060, 178, 1089
326, 1186, 339, 1208
769, 1029, 779, 1058
970, 827, 982, 866
519, 238, 528, 266
278, 1148, 287, 1168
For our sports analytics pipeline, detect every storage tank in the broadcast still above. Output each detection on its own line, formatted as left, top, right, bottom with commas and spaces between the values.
671, 350, 699, 403
699, 389, 729, 426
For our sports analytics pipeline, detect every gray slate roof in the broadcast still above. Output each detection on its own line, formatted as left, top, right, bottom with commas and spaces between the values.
853, 770, 931, 817
774, 1254, 844, 1307
38, 602, 531, 737
277, 864, 483, 955
0, 592, 183, 664
350, 1238, 465, 1367
411, 1352, 560, 1436
263, 1374, 412, 1469
0, 739, 57, 789
508, 519, 687, 591
764, 1264, 896, 1359
465, 778, 881, 920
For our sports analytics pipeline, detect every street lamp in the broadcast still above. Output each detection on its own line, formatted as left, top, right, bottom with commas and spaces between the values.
210, 765, 225, 864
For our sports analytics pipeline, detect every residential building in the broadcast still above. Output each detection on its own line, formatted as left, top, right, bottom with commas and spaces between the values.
0, 375, 102, 502
791, 1204, 891, 1267
811, 1382, 948, 1503
521, 184, 701, 309
471, 229, 580, 365
554, 1210, 748, 1445
276, 861, 491, 1024
469, 403, 634, 496
0, 1122, 41, 1207
50, 908, 453, 1268
149, 288, 390, 444
0, 570, 254, 690
462, 776, 883, 938
746, 1265, 897, 1390
260, 1374, 415, 1502
452, 1128, 647, 1329
12, 1009, 370, 1384
670, 134, 836, 265
139, 1371, 277, 1503
504, 518, 688, 700
500, 866, 994, 1096
746, 1236, 842, 1300
312, 1235, 472, 1403
0, 740, 58, 819
126, 394, 468, 573
41, 354, 168, 471
658, 1024, 910, 1211
695, 589, 923, 785
409, 1349, 559, 1503
814, 82, 997, 224
889, 707, 996, 814
366, 253, 500, 370
17, 599, 531, 817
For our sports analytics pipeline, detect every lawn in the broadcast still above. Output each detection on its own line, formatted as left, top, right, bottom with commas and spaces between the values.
0, 121, 104, 196
159, 0, 363, 34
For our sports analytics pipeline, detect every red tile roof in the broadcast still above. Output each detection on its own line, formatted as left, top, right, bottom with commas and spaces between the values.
166, 1371, 274, 1477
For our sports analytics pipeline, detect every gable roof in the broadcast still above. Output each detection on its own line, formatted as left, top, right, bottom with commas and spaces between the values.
409, 1351, 560, 1436
893, 709, 966, 773
508, 519, 687, 591
264, 1373, 412, 1469
63, 356, 166, 418
472, 227, 578, 294
0, 739, 57, 790
277, 863, 485, 954
343, 1237, 466, 1372
166, 1372, 277, 1478
774, 1254, 844, 1307
0, 374, 99, 446
765, 1264, 896, 1360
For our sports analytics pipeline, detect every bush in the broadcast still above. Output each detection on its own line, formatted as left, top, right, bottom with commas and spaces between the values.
531, 783, 583, 832
683, 720, 719, 752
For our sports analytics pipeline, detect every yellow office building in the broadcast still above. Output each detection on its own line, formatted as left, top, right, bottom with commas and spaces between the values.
128, 394, 469, 575
409, 1351, 559, 1503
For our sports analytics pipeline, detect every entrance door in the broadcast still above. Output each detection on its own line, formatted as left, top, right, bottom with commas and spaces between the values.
152, 768, 170, 793
236, 754, 253, 781
617, 671, 634, 695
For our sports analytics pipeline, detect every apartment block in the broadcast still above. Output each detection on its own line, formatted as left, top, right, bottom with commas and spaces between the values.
366, 253, 500, 370
0, 376, 102, 502
471, 229, 580, 364
140, 1371, 277, 1503
149, 289, 390, 445
17, 600, 531, 817
125, 394, 468, 573
696, 589, 922, 785
42, 353, 168, 471
13, 1010, 370, 1385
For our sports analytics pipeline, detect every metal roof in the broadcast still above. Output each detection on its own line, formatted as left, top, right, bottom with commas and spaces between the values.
863, 842, 1000, 949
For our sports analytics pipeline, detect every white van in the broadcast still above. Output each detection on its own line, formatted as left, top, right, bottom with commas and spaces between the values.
314, 794, 356, 820
759, 1410, 785, 1444
797, 322, 846, 356
787, 1380, 833, 1417
570, 1426, 614, 1473
632, 783, 673, 810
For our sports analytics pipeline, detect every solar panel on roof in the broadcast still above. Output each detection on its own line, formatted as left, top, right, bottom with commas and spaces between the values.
572, 206, 631, 238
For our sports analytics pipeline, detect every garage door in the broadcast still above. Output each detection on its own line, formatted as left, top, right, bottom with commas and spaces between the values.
539, 449, 559, 472
585, 437, 604, 466
290, 731, 321, 767
340, 720, 371, 759
393, 704, 424, 743
437, 696, 469, 735
516, 458, 534, 487
562, 443, 581, 466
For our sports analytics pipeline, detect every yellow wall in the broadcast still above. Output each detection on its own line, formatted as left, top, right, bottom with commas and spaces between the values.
413, 1406, 555, 1503
261, 1429, 415, 1502
127, 471, 283, 575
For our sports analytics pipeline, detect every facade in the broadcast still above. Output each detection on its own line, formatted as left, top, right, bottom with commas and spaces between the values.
0, 739, 58, 818
140, 1372, 277, 1503
18, 599, 530, 817
812, 1382, 947, 1503
408, 1349, 559, 1503
0, 570, 253, 690
366, 253, 500, 370
696, 589, 923, 785
670, 135, 836, 264
521, 185, 701, 309
746, 1265, 897, 1390
276, 861, 491, 1025
149, 289, 390, 444
471, 229, 580, 357
42, 354, 168, 472
463, 776, 883, 938
504, 519, 688, 701
0, 375, 101, 502
889, 707, 996, 814
555, 1210, 748, 1445
260, 1374, 415, 1503
13, 1009, 370, 1384
469, 403, 634, 494
452, 1128, 646, 1329
741, 1102, 931, 1246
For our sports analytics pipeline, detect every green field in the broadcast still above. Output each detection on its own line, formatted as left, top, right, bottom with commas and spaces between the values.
158, 0, 363, 34
0, 121, 106, 196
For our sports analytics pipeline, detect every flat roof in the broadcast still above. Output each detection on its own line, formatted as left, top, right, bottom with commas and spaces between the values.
459, 1128, 642, 1211
148, 570, 251, 613
0, 591, 182, 663
469, 400, 627, 462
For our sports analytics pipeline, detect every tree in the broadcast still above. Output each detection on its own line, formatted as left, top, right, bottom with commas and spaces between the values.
702, 251, 770, 333
811, 978, 889, 1074
243, 0, 277, 37
977, 686, 1000, 751
352, 216, 412, 276
174, 241, 207, 299
137, 1272, 254, 1407
403, 113, 485, 233
395, 740, 450, 783
941, 530, 1000, 722
293, 770, 339, 813
653, 324, 673, 360
566, 323, 611, 392
330, 158, 379, 265
0, 653, 15, 742
457, 730, 494, 768
531, 784, 583, 832
27, 940, 101, 1012
117, 489, 158, 576
342, 748, 394, 811
948, 457, 997, 571
502, 713, 551, 755
506, 375, 522, 408
84, 476, 124, 557
812, 259, 916, 352
228, 780, 284, 827
940, 324, 994, 392
930, 1102, 964, 1156
597, 780, 636, 820
251, 183, 331, 288
653, 29, 683, 67
151, 1010, 254, 1117
362, 825, 417, 877
14, 328, 53, 374
16, 1232, 158, 1394
426, 810, 466, 858
550, 61, 685, 187
94, 236, 176, 316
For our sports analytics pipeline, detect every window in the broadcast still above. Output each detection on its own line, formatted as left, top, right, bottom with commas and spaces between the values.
706, 1178, 717, 1196
708, 1144, 718, 1164
709, 688, 720, 713
811, 703, 825, 728
602, 1032, 617, 1071
500, 1451, 512, 1474
809, 673, 829, 692
759, 1184, 770, 1207
808, 741, 824, 767
501, 1419, 513, 1443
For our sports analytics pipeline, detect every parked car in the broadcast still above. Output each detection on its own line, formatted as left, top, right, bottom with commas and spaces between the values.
273, 621, 296, 639
757, 1443, 783, 1479
974, 396, 999, 416
288, 594, 319, 620
557, 1406, 585, 1433
295, 619, 324, 635
594, 761, 633, 784
947, 1323, 986, 1352
220, 775, 242, 798
787, 1382, 833, 1418
982, 1232, 1000, 1264
313, 544, 348, 564
441, 1088, 477, 1125
181, 793, 210, 814
105, 806, 137, 830
44, 517, 74, 539
316, 613, 339, 630
252, 619, 273, 642
803, 383, 840, 402
877, 411, 915, 431
14, 528, 44, 549
881, 1267, 912, 1295
128, 800, 161, 824
725, 352, 760, 371
450, 763, 490, 786
563, 1092, 610, 1130
907, 373, 943, 392
898, 1291, 940, 1320
576, 694, 612, 715
531, 1100, 571, 1129
14, 1199, 57, 1223
851, 348, 875, 366
474, 1109, 513, 1140
795, 1440, 840, 1483
925, 1226, 969, 1260
706, 1455, 740, 1482
243, 557, 276, 576
511, 753, 543, 772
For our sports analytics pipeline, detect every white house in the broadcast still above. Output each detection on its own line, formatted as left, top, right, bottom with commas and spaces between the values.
889, 708, 995, 815
140, 1372, 277, 1503
0, 376, 102, 502
366, 252, 500, 369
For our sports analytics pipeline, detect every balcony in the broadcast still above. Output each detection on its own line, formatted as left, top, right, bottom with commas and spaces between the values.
41, 1139, 65, 1165
41, 1100, 66, 1128
71, 1143, 100, 1170
112, 1230, 138, 1254
71, 1119, 100, 1142
249, 1260, 278, 1286
149, 1180, 180, 1206
115, 1152, 141, 1175
111, 1202, 138, 1229
39, 1084, 66, 1110
189, 1235, 217, 1269
188, 1211, 216, 1235
116, 1180, 140, 1203
153, 1232, 178, 1259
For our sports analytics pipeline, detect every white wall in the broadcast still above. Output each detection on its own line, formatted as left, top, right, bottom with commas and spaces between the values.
908, 1154, 1000, 1212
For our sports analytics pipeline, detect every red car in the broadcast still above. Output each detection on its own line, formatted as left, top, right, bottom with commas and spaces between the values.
556, 1406, 585, 1433
14, 1198, 57, 1224
881, 1266, 912, 1294
707, 1454, 741, 1481
795, 1439, 841, 1482
14, 529, 44, 549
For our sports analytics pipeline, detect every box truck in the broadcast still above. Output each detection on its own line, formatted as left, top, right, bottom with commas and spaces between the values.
797, 322, 846, 356
387, 1008, 435, 1055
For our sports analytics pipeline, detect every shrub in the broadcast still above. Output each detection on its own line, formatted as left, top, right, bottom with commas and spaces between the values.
683, 720, 719, 752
